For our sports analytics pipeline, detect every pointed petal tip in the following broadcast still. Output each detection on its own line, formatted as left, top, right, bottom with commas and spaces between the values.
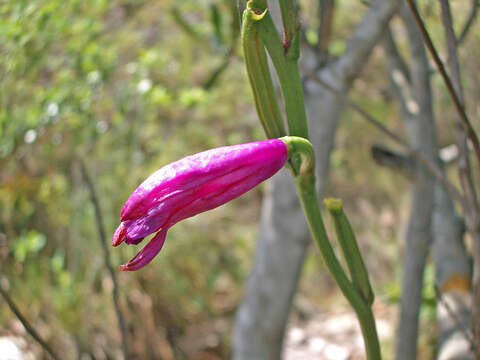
112, 223, 127, 247
119, 264, 131, 271
118, 228, 168, 271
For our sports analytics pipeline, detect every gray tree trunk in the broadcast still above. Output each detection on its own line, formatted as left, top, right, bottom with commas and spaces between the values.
233, 1, 401, 358
385, 10, 437, 360
434, 183, 473, 360
384, 7, 472, 359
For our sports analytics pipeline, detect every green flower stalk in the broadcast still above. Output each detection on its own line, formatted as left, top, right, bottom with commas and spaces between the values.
241, 2, 381, 358
325, 198, 375, 306
241, 2, 285, 138
245, 1, 308, 138
284, 137, 381, 360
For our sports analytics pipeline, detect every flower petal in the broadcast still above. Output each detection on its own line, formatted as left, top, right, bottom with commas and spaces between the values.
120, 139, 287, 221
112, 223, 127, 247
125, 235, 144, 245
119, 227, 168, 271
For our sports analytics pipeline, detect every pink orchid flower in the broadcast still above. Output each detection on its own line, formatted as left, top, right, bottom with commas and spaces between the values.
113, 138, 287, 271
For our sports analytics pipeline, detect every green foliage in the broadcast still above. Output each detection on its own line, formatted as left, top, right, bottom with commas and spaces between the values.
0, 0, 249, 357
12, 230, 47, 263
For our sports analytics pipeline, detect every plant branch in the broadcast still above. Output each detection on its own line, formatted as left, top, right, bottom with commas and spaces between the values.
256, 5, 309, 138
0, 278, 60, 360
203, 1, 241, 90
203, 48, 237, 90
170, 7, 203, 40
281, 137, 381, 359
299, 63, 465, 207
295, 174, 381, 360
458, 0, 479, 45
79, 160, 130, 360
317, 0, 335, 56
333, 0, 401, 85
278, 0, 297, 52
241, 4, 286, 138
370, 144, 414, 177
404, 0, 480, 170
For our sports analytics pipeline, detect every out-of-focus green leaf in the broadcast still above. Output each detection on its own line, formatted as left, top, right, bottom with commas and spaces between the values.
12, 230, 47, 263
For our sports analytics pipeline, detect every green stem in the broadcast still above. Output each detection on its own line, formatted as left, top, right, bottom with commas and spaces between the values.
241, 1, 380, 355
325, 198, 375, 306
241, 4, 286, 138
295, 175, 381, 360
278, 0, 297, 53
281, 137, 381, 359
257, 9, 308, 138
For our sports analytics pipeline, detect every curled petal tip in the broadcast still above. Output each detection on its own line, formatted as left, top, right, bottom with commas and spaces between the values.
118, 228, 168, 271
112, 223, 127, 247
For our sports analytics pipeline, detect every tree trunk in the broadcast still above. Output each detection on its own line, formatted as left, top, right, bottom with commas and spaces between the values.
384, 7, 473, 359
384, 11, 436, 358
433, 182, 473, 360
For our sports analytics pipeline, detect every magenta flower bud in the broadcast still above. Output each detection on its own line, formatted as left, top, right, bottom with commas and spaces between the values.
113, 138, 287, 271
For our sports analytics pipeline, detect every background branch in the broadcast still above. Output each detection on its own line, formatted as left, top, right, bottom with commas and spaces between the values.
439, 0, 480, 353
299, 63, 465, 207
332, 0, 401, 85
370, 144, 414, 176
79, 160, 130, 360
317, 0, 335, 58
458, 0, 479, 45
0, 277, 60, 360
404, 0, 480, 170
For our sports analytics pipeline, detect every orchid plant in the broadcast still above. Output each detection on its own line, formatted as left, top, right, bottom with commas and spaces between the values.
113, 1, 381, 359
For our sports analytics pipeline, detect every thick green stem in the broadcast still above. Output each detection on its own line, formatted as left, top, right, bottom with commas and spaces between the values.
260, 11, 307, 138
278, 0, 297, 53
241, 5, 286, 138
295, 175, 381, 360
247, 2, 308, 138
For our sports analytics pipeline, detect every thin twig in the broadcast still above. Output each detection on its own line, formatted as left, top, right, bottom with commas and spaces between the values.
404, 0, 480, 171
79, 160, 129, 359
203, 48, 237, 90
435, 285, 476, 353
0, 279, 60, 360
458, 0, 479, 45
299, 64, 465, 207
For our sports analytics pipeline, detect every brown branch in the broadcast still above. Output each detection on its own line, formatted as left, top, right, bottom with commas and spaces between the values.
404, 0, 480, 172
0, 279, 60, 360
372, 143, 460, 170
371, 144, 414, 177
79, 160, 130, 359
299, 63, 465, 207
317, 0, 335, 55
458, 0, 479, 45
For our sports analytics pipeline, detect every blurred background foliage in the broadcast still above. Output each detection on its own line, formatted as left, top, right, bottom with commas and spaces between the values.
0, 0, 478, 358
